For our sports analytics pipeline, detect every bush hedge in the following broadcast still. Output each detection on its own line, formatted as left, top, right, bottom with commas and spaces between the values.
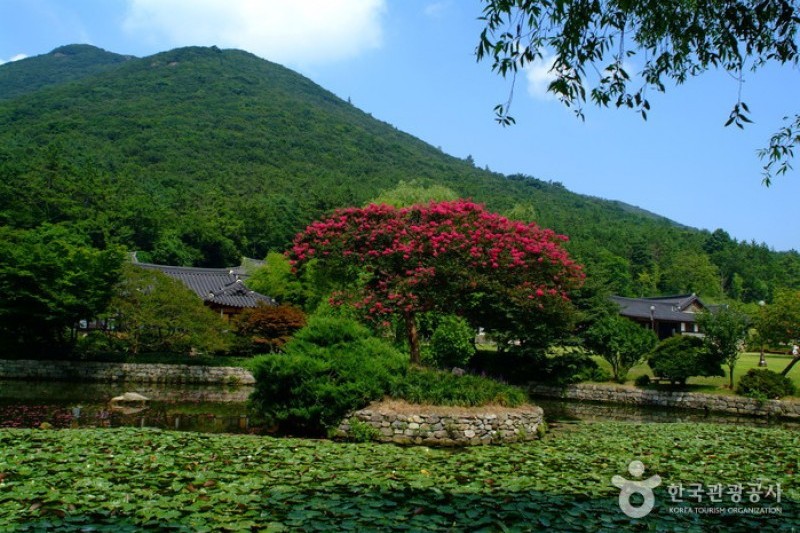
428, 315, 475, 369
250, 314, 532, 436
648, 335, 724, 385
736, 369, 796, 399
249, 316, 407, 435
389, 367, 527, 407
469, 348, 606, 386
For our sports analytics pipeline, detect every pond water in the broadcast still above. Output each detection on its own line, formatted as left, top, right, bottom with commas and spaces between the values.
0, 380, 797, 434
0, 380, 261, 434
535, 398, 800, 431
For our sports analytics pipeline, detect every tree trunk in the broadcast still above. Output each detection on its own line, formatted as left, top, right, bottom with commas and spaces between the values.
728, 365, 735, 389
781, 356, 800, 377
405, 312, 420, 366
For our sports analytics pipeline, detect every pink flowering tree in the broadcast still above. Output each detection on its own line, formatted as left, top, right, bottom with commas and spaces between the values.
289, 200, 584, 365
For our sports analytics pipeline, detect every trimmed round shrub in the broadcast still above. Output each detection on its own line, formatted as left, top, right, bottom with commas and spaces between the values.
428, 315, 475, 369
648, 335, 724, 385
249, 315, 407, 435
737, 369, 796, 399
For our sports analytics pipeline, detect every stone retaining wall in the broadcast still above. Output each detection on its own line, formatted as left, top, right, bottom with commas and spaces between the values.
0, 359, 255, 385
334, 402, 544, 446
118, 385, 254, 403
529, 383, 800, 420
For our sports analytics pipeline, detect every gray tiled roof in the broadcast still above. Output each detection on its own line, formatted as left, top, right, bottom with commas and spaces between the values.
135, 262, 276, 309
610, 294, 705, 323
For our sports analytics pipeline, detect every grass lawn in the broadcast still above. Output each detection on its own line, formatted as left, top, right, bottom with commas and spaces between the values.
0, 423, 797, 531
592, 352, 800, 398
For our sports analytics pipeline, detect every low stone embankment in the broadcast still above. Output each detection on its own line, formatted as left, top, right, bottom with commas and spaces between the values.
529, 383, 800, 420
334, 400, 544, 446
0, 359, 255, 385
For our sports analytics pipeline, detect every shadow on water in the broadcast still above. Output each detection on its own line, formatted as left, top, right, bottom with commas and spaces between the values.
0, 379, 259, 434
535, 397, 800, 432
2, 379, 797, 435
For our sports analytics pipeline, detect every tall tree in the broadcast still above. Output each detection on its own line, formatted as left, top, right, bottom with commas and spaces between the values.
289, 200, 584, 364
370, 180, 459, 208
757, 289, 800, 375
698, 307, 750, 388
107, 264, 231, 355
661, 251, 723, 298
476, 0, 800, 183
0, 224, 123, 355
584, 314, 657, 382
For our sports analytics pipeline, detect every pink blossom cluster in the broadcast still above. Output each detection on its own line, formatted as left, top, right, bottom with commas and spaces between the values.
290, 200, 584, 319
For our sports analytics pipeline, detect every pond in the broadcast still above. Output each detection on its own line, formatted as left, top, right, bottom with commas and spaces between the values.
0, 380, 260, 434
535, 397, 800, 431
1, 380, 797, 434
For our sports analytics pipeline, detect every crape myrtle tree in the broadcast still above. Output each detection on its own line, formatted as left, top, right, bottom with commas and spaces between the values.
476, 0, 800, 183
289, 200, 585, 365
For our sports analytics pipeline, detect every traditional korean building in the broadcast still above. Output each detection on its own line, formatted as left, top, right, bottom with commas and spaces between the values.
133, 258, 276, 320
610, 293, 716, 340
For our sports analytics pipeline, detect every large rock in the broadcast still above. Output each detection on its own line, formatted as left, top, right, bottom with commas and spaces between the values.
109, 392, 150, 413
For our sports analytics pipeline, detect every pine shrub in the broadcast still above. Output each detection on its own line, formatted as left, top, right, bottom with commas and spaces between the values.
737, 369, 796, 400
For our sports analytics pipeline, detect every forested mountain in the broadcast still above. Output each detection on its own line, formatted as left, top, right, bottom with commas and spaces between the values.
0, 44, 133, 100
1, 44, 797, 304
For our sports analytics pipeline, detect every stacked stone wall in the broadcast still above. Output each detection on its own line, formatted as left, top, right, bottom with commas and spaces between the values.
0, 359, 255, 385
335, 403, 544, 446
529, 384, 800, 420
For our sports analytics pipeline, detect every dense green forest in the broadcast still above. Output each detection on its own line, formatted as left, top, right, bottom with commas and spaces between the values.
1, 44, 798, 307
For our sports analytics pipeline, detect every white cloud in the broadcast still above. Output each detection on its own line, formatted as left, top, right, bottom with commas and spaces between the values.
424, 1, 451, 18
123, 0, 386, 66
524, 53, 558, 101
0, 53, 28, 65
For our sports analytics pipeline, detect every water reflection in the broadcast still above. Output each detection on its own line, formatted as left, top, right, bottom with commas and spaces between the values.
2, 380, 797, 434
535, 398, 800, 431
0, 379, 258, 434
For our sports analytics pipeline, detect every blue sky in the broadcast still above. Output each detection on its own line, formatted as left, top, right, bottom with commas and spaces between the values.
1, 0, 798, 251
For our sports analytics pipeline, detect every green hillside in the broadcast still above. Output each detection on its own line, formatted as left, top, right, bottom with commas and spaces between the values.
0, 44, 133, 100
0, 44, 797, 302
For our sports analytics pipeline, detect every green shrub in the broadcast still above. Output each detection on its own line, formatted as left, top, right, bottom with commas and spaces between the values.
428, 315, 475, 369
249, 315, 407, 435
344, 418, 380, 442
389, 367, 527, 407
736, 369, 796, 399
468, 348, 606, 386
545, 351, 610, 385
467, 349, 538, 384
75, 331, 126, 358
289, 314, 370, 348
233, 303, 306, 354
584, 315, 657, 382
648, 336, 724, 385
634, 374, 651, 387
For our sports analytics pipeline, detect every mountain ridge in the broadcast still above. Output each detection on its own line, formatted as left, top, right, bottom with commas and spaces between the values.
0, 44, 796, 301
0, 44, 134, 100
0, 43, 689, 229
